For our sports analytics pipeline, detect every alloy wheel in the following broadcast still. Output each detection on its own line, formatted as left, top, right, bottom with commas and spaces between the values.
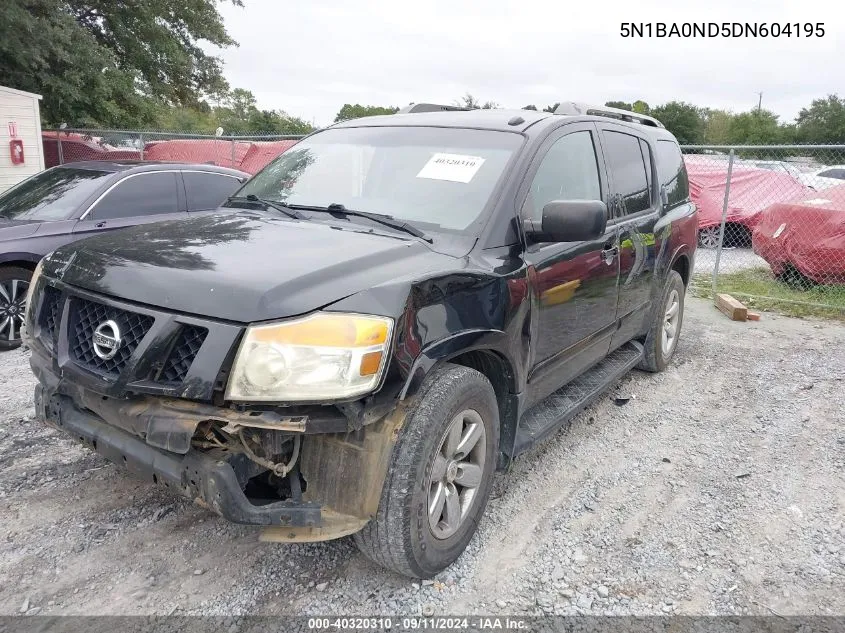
427, 409, 487, 540
0, 278, 29, 345
661, 288, 680, 358
698, 227, 721, 249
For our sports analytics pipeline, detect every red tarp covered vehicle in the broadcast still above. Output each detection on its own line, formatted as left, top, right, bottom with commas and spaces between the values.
684, 155, 813, 248
752, 184, 845, 285
42, 133, 142, 167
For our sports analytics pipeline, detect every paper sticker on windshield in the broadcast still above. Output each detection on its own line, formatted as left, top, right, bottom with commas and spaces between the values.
417, 153, 486, 183
773, 223, 787, 239
805, 198, 832, 206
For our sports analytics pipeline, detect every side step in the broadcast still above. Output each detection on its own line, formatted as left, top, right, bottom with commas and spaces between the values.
510, 341, 644, 457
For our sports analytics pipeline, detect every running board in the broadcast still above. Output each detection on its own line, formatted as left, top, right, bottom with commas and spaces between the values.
510, 341, 644, 457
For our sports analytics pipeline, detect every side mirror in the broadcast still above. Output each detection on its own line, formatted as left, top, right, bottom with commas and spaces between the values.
524, 200, 607, 243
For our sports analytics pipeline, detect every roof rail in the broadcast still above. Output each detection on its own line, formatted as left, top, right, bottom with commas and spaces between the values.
398, 103, 472, 114
553, 101, 664, 128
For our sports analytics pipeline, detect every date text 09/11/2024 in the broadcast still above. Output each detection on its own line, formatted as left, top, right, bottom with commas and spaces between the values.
307, 617, 529, 630
620, 22, 825, 38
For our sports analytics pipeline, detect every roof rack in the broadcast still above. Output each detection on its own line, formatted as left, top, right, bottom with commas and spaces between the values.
398, 103, 472, 114
553, 101, 664, 128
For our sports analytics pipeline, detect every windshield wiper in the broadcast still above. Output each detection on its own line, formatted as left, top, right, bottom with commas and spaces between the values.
227, 195, 307, 220
285, 203, 432, 242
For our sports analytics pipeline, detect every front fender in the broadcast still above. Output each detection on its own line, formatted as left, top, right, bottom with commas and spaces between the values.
399, 328, 521, 400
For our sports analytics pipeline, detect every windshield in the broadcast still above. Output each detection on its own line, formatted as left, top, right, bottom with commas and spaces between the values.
231, 126, 522, 232
0, 166, 112, 221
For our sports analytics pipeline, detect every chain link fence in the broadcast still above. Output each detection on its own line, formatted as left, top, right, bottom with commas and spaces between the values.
40, 131, 845, 316
681, 145, 845, 317
43, 128, 307, 175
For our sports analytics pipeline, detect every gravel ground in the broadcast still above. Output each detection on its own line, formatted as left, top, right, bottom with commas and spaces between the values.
693, 247, 769, 276
1, 297, 843, 617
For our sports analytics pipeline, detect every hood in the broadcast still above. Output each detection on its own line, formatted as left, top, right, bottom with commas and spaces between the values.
44, 211, 455, 323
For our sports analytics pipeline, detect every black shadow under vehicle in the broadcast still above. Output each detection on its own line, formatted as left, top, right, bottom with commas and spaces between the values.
24, 102, 697, 578
0, 161, 249, 349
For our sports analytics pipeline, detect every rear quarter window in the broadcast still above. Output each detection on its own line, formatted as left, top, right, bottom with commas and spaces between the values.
655, 140, 689, 207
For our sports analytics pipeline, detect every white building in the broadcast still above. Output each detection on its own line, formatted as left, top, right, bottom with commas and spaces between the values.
0, 86, 46, 194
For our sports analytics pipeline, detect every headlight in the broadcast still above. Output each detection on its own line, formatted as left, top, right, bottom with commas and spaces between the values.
225, 312, 393, 402
23, 258, 45, 327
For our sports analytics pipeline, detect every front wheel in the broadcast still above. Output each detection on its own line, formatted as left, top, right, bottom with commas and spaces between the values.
354, 364, 499, 578
0, 266, 33, 350
638, 270, 685, 373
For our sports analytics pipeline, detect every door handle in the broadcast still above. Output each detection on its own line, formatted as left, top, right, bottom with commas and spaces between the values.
601, 243, 619, 264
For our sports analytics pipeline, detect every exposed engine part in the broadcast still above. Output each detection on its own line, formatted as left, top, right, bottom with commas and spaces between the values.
238, 430, 301, 477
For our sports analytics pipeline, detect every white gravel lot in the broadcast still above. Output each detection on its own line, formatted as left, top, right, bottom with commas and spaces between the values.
1, 297, 843, 617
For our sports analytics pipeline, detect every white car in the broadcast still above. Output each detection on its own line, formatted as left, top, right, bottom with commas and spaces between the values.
798, 165, 845, 190
746, 160, 803, 180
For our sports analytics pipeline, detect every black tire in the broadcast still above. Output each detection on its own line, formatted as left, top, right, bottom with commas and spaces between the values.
354, 363, 499, 578
638, 270, 685, 373
0, 266, 33, 351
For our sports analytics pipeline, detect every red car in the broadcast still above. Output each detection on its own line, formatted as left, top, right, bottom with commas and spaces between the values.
684, 155, 812, 248
752, 184, 845, 285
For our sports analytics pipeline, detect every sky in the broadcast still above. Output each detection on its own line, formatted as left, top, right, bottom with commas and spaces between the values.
211, 0, 839, 127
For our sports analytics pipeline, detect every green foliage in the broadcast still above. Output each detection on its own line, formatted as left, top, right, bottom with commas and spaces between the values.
522, 105, 538, 111
151, 88, 314, 135
334, 104, 400, 122
649, 101, 705, 144
632, 100, 650, 114
542, 103, 559, 113
605, 101, 632, 111
455, 93, 498, 110
0, 0, 241, 127
727, 110, 783, 145
795, 95, 845, 145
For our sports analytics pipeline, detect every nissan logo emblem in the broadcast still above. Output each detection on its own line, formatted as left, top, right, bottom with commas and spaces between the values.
92, 320, 122, 360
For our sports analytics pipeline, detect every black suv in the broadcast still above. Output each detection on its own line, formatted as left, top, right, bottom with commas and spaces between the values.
24, 102, 697, 578
0, 161, 249, 349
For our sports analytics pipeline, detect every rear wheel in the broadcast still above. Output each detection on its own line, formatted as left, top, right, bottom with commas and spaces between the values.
354, 364, 499, 578
0, 267, 32, 350
638, 270, 685, 373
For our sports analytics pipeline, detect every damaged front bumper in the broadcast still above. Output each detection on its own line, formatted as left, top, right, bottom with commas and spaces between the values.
35, 386, 322, 527
30, 349, 409, 538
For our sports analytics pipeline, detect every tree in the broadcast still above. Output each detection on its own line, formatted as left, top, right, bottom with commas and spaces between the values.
727, 110, 783, 145
522, 105, 538, 111
701, 109, 733, 145
542, 103, 559, 113
649, 101, 705, 144
795, 95, 845, 144
334, 104, 399, 122
455, 93, 498, 110
605, 101, 633, 111
0, 0, 241, 127
632, 100, 650, 114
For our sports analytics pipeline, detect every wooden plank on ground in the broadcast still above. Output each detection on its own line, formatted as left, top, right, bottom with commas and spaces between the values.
716, 293, 748, 321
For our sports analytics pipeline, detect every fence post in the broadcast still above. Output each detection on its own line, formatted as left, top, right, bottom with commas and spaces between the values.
139, 133, 144, 161
711, 149, 735, 297
56, 130, 64, 165
231, 138, 236, 168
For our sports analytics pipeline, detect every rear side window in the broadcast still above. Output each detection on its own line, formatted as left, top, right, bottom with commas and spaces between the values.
655, 140, 690, 206
524, 131, 602, 221
91, 172, 180, 220
602, 131, 651, 215
184, 172, 243, 211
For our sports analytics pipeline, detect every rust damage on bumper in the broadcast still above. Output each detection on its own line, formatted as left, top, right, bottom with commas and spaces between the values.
260, 398, 412, 542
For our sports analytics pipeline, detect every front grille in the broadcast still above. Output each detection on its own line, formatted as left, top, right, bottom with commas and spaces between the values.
38, 286, 63, 348
159, 325, 207, 383
68, 298, 154, 378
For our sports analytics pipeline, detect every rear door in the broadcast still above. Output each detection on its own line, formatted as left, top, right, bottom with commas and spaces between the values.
182, 170, 245, 212
596, 124, 661, 347
73, 171, 186, 238
520, 123, 620, 405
